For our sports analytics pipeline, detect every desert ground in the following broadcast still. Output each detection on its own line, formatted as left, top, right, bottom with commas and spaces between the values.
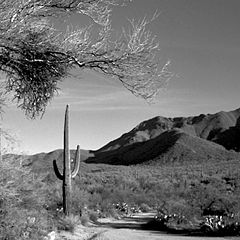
58, 213, 239, 240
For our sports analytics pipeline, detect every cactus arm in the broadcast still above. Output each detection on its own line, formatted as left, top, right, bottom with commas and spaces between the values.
53, 160, 64, 180
71, 145, 80, 178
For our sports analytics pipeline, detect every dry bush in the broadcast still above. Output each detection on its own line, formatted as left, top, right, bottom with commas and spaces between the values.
56, 214, 80, 233
80, 214, 90, 227
140, 203, 152, 213
0, 156, 55, 239
88, 210, 99, 223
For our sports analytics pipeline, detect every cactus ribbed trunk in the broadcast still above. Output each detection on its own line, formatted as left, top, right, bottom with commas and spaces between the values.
53, 105, 80, 216
63, 105, 71, 215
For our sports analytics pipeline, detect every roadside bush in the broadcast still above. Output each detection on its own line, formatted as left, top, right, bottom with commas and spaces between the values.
99, 205, 120, 218
71, 187, 90, 215
80, 214, 89, 226
0, 202, 53, 239
164, 199, 193, 221
56, 214, 80, 233
140, 203, 152, 213
0, 157, 55, 240
88, 210, 99, 222
200, 215, 240, 236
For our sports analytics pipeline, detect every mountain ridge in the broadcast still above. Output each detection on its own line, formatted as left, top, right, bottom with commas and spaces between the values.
4, 108, 240, 167
86, 108, 240, 165
95, 108, 240, 153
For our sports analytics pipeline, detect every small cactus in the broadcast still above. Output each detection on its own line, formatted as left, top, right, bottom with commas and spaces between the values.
53, 105, 80, 216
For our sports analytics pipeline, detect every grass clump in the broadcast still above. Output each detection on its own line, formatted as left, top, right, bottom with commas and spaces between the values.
56, 214, 80, 233
80, 214, 90, 226
140, 203, 152, 213
88, 210, 99, 222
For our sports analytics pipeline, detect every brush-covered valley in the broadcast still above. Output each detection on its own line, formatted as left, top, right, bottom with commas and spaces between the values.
1, 108, 240, 239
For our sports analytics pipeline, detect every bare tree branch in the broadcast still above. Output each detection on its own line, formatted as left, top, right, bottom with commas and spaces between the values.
0, 0, 173, 118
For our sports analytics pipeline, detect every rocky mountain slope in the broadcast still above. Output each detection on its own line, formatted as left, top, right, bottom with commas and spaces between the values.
87, 129, 239, 165
86, 108, 240, 165
96, 108, 240, 153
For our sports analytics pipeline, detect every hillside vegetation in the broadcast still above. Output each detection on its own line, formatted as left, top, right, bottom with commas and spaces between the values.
5, 154, 240, 221
1, 108, 240, 238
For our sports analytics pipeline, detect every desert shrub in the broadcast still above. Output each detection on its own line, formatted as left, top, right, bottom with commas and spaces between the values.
185, 180, 240, 218
88, 210, 99, 222
140, 203, 152, 212
98, 202, 119, 218
163, 199, 192, 220
71, 187, 90, 215
88, 192, 103, 209
80, 214, 89, 226
200, 215, 240, 236
0, 204, 53, 240
56, 214, 80, 233
107, 207, 120, 219
0, 156, 59, 240
78, 161, 240, 222
131, 192, 158, 207
0, 158, 52, 239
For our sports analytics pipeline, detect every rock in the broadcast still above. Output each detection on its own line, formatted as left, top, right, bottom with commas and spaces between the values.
44, 231, 56, 240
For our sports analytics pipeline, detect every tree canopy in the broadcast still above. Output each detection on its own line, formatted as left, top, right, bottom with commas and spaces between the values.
0, 0, 173, 118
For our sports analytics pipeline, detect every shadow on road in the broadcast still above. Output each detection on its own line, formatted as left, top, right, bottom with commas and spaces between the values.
96, 213, 240, 238
97, 213, 156, 230
98, 216, 153, 229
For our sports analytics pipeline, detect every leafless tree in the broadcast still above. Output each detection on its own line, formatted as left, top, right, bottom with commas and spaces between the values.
0, 0, 173, 118
0, 89, 20, 159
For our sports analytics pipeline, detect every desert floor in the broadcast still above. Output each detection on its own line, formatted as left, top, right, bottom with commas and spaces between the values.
58, 212, 239, 240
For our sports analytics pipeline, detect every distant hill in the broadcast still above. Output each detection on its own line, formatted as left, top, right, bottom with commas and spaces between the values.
96, 108, 240, 153
87, 129, 239, 165
213, 117, 240, 151
4, 108, 240, 167
86, 108, 240, 165
3, 149, 93, 173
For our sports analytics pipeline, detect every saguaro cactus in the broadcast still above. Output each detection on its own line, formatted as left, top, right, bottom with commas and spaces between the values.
53, 105, 80, 216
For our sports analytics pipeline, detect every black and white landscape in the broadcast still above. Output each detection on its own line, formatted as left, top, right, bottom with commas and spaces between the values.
1, 0, 240, 239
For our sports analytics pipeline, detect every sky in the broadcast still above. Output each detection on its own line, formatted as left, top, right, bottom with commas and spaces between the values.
2, 0, 240, 154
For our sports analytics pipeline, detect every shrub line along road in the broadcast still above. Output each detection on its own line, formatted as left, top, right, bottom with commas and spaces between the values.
97, 213, 239, 240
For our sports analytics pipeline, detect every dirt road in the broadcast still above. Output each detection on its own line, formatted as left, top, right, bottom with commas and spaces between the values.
98, 213, 238, 240
57, 213, 239, 240
102, 228, 236, 240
